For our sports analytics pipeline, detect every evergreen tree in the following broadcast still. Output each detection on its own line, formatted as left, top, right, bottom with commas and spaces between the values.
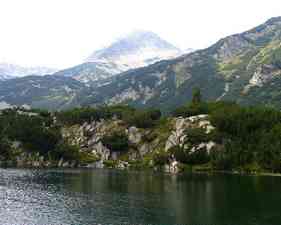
192, 87, 202, 105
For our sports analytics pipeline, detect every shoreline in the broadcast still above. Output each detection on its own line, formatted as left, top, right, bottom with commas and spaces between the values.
1, 165, 281, 178
192, 169, 281, 177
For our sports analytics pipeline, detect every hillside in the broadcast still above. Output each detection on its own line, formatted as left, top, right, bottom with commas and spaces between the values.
0, 75, 85, 110
1, 18, 281, 111
78, 17, 281, 111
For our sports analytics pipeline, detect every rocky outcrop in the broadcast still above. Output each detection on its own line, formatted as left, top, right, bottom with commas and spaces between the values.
127, 126, 142, 144
249, 64, 278, 87
60, 115, 218, 173
164, 159, 180, 174
165, 115, 215, 151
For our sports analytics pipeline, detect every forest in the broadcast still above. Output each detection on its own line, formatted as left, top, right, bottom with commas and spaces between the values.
0, 89, 281, 172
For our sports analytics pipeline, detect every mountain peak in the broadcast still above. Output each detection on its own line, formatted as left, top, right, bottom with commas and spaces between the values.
116, 30, 180, 50
85, 31, 182, 70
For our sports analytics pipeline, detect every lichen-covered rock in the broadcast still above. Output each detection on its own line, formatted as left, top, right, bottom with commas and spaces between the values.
165, 115, 213, 151
139, 143, 150, 157
164, 160, 179, 174
91, 142, 110, 161
58, 158, 64, 167
128, 126, 142, 144
249, 64, 278, 87
117, 161, 129, 169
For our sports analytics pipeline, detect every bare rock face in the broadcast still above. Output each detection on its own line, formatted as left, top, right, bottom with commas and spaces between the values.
165, 115, 215, 152
165, 118, 187, 151
214, 35, 252, 62
164, 160, 180, 174
58, 158, 64, 167
91, 142, 110, 161
249, 64, 280, 87
139, 143, 151, 157
128, 127, 142, 144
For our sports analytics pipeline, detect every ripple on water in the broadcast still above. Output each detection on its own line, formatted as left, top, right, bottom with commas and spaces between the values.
0, 168, 281, 225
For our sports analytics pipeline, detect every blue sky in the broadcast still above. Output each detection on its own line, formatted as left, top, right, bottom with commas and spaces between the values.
0, 0, 280, 68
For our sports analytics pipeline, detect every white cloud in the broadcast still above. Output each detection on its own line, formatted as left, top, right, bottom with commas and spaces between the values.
0, 0, 280, 68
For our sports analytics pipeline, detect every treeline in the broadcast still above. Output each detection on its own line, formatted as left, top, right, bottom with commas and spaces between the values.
56, 105, 162, 128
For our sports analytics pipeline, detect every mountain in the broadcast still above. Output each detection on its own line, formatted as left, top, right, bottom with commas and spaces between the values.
86, 30, 182, 69
0, 74, 12, 81
75, 17, 281, 111
2, 17, 281, 111
0, 75, 85, 110
54, 62, 122, 83
0, 63, 57, 80
56, 31, 182, 83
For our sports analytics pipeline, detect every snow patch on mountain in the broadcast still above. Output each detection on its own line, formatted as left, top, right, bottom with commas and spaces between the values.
92, 47, 181, 71
79, 31, 183, 82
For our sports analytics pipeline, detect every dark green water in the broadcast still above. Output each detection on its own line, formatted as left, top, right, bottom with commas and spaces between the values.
0, 169, 281, 225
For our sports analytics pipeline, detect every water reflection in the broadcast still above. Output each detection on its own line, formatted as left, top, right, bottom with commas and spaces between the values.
0, 168, 281, 225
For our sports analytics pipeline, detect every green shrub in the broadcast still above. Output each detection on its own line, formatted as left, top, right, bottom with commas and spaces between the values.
169, 145, 209, 165
53, 142, 80, 161
125, 109, 162, 128
79, 152, 100, 164
185, 128, 211, 145
103, 160, 117, 168
153, 150, 170, 166
172, 103, 208, 117
101, 132, 129, 152
0, 137, 12, 160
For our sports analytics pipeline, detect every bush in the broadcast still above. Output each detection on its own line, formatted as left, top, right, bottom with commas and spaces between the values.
101, 132, 129, 152
125, 109, 162, 128
53, 142, 80, 161
172, 103, 208, 117
185, 128, 211, 145
56, 105, 136, 126
0, 137, 12, 160
153, 150, 170, 166
103, 160, 118, 168
79, 152, 100, 164
169, 145, 209, 165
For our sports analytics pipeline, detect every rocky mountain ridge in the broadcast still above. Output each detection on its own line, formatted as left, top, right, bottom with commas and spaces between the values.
78, 17, 281, 110
1, 17, 281, 110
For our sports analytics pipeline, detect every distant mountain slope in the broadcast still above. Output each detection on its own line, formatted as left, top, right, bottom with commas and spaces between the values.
0, 74, 12, 81
0, 63, 57, 80
0, 75, 85, 110
2, 17, 281, 111
54, 62, 122, 83
56, 31, 182, 83
76, 17, 281, 110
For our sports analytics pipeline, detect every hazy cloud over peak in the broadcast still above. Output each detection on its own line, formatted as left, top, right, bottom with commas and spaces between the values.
0, 0, 280, 68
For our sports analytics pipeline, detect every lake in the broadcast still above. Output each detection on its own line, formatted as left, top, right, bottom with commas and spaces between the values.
0, 168, 281, 225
